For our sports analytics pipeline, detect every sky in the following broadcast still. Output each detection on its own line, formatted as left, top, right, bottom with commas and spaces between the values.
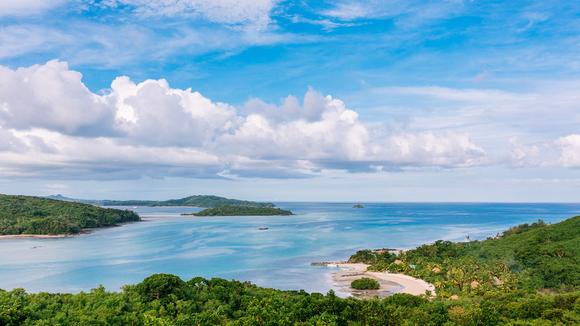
0, 0, 579, 202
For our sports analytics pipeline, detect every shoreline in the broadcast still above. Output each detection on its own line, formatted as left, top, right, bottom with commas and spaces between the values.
0, 220, 146, 240
327, 262, 436, 298
0, 233, 80, 239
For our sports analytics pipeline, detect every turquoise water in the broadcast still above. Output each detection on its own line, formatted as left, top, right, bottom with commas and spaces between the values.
0, 203, 579, 293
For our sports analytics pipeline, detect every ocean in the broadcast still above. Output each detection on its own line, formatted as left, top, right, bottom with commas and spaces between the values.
0, 202, 578, 293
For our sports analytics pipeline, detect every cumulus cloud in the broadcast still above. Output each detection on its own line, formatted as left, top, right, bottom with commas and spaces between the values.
557, 135, 580, 168
383, 132, 486, 168
0, 61, 488, 180
0, 61, 116, 136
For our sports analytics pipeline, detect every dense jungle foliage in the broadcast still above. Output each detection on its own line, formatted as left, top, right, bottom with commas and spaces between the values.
0, 216, 578, 325
356, 216, 580, 296
0, 194, 140, 235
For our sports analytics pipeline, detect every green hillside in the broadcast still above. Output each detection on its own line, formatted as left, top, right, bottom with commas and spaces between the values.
189, 205, 293, 216
0, 194, 140, 235
353, 216, 580, 297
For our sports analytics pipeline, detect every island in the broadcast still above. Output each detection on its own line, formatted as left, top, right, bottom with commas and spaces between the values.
0, 216, 577, 324
47, 194, 274, 208
0, 194, 140, 236
184, 205, 293, 216
352, 204, 364, 208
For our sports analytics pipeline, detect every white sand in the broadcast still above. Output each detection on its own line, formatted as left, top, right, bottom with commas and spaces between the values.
330, 263, 436, 298
0, 234, 72, 239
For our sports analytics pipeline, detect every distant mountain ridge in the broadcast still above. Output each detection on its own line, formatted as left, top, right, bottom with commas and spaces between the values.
46, 194, 275, 208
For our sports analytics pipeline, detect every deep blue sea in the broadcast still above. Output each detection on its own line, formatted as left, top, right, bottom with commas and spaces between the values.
1, 203, 579, 293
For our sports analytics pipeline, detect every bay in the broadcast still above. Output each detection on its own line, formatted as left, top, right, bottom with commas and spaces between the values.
0, 202, 579, 293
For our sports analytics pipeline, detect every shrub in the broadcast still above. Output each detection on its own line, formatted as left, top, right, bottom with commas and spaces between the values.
351, 278, 380, 290
136, 274, 184, 301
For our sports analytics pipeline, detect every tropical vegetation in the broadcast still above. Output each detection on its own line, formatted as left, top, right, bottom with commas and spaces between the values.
351, 278, 380, 290
189, 205, 293, 216
356, 217, 580, 296
0, 194, 140, 235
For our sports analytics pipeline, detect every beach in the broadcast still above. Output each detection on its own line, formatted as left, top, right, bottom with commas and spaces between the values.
330, 263, 436, 298
0, 234, 73, 239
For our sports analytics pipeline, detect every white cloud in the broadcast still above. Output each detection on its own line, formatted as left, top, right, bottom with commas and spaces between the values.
0, 61, 115, 136
107, 0, 277, 30
365, 83, 580, 169
320, 0, 463, 26
0, 0, 65, 16
557, 135, 580, 168
383, 132, 486, 168
0, 22, 303, 68
0, 126, 24, 152
0, 61, 489, 179
111, 76, 238, 147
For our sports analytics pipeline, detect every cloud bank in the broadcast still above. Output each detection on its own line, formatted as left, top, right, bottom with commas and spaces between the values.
0, 61, 488, 180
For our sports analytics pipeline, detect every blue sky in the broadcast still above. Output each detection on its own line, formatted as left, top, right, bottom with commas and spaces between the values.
0, 0, 579, 202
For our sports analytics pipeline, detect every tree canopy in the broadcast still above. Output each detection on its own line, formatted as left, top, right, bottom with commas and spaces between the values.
190, 205, 293, 216
0, 194, 140, 235
351, 278, 380, 290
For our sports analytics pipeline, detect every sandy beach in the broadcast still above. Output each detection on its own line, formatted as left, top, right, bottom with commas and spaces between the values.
0, 234, 75, 239
0, 229, 95, 240
329, 263, 436, 298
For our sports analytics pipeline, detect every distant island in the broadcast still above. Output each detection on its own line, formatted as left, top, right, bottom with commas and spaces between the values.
184, 205, 293, 216
353, 204, 364, 208
0, 194, 140, 236
47, 194, 275, 208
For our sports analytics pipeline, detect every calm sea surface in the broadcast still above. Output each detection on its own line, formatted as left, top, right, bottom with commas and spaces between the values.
1, 202, 579, 293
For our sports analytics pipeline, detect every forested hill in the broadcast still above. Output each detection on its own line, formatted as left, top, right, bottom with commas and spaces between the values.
48, 194, 275, 208
350, 216, 580, 296
190, 206, 293, 216
0, 194, 140, 235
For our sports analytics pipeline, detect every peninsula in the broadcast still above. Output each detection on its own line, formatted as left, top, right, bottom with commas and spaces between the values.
335, 216, 580, 300
185, 205, 293, 216
0, 194, 140, 236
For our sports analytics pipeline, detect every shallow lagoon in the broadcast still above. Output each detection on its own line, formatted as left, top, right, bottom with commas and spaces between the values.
1, 202, 579, 293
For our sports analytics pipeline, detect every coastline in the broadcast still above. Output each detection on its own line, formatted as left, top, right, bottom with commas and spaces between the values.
0, 233, 78, 239
0, 220, 145, 240
327, 262, 436, 298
